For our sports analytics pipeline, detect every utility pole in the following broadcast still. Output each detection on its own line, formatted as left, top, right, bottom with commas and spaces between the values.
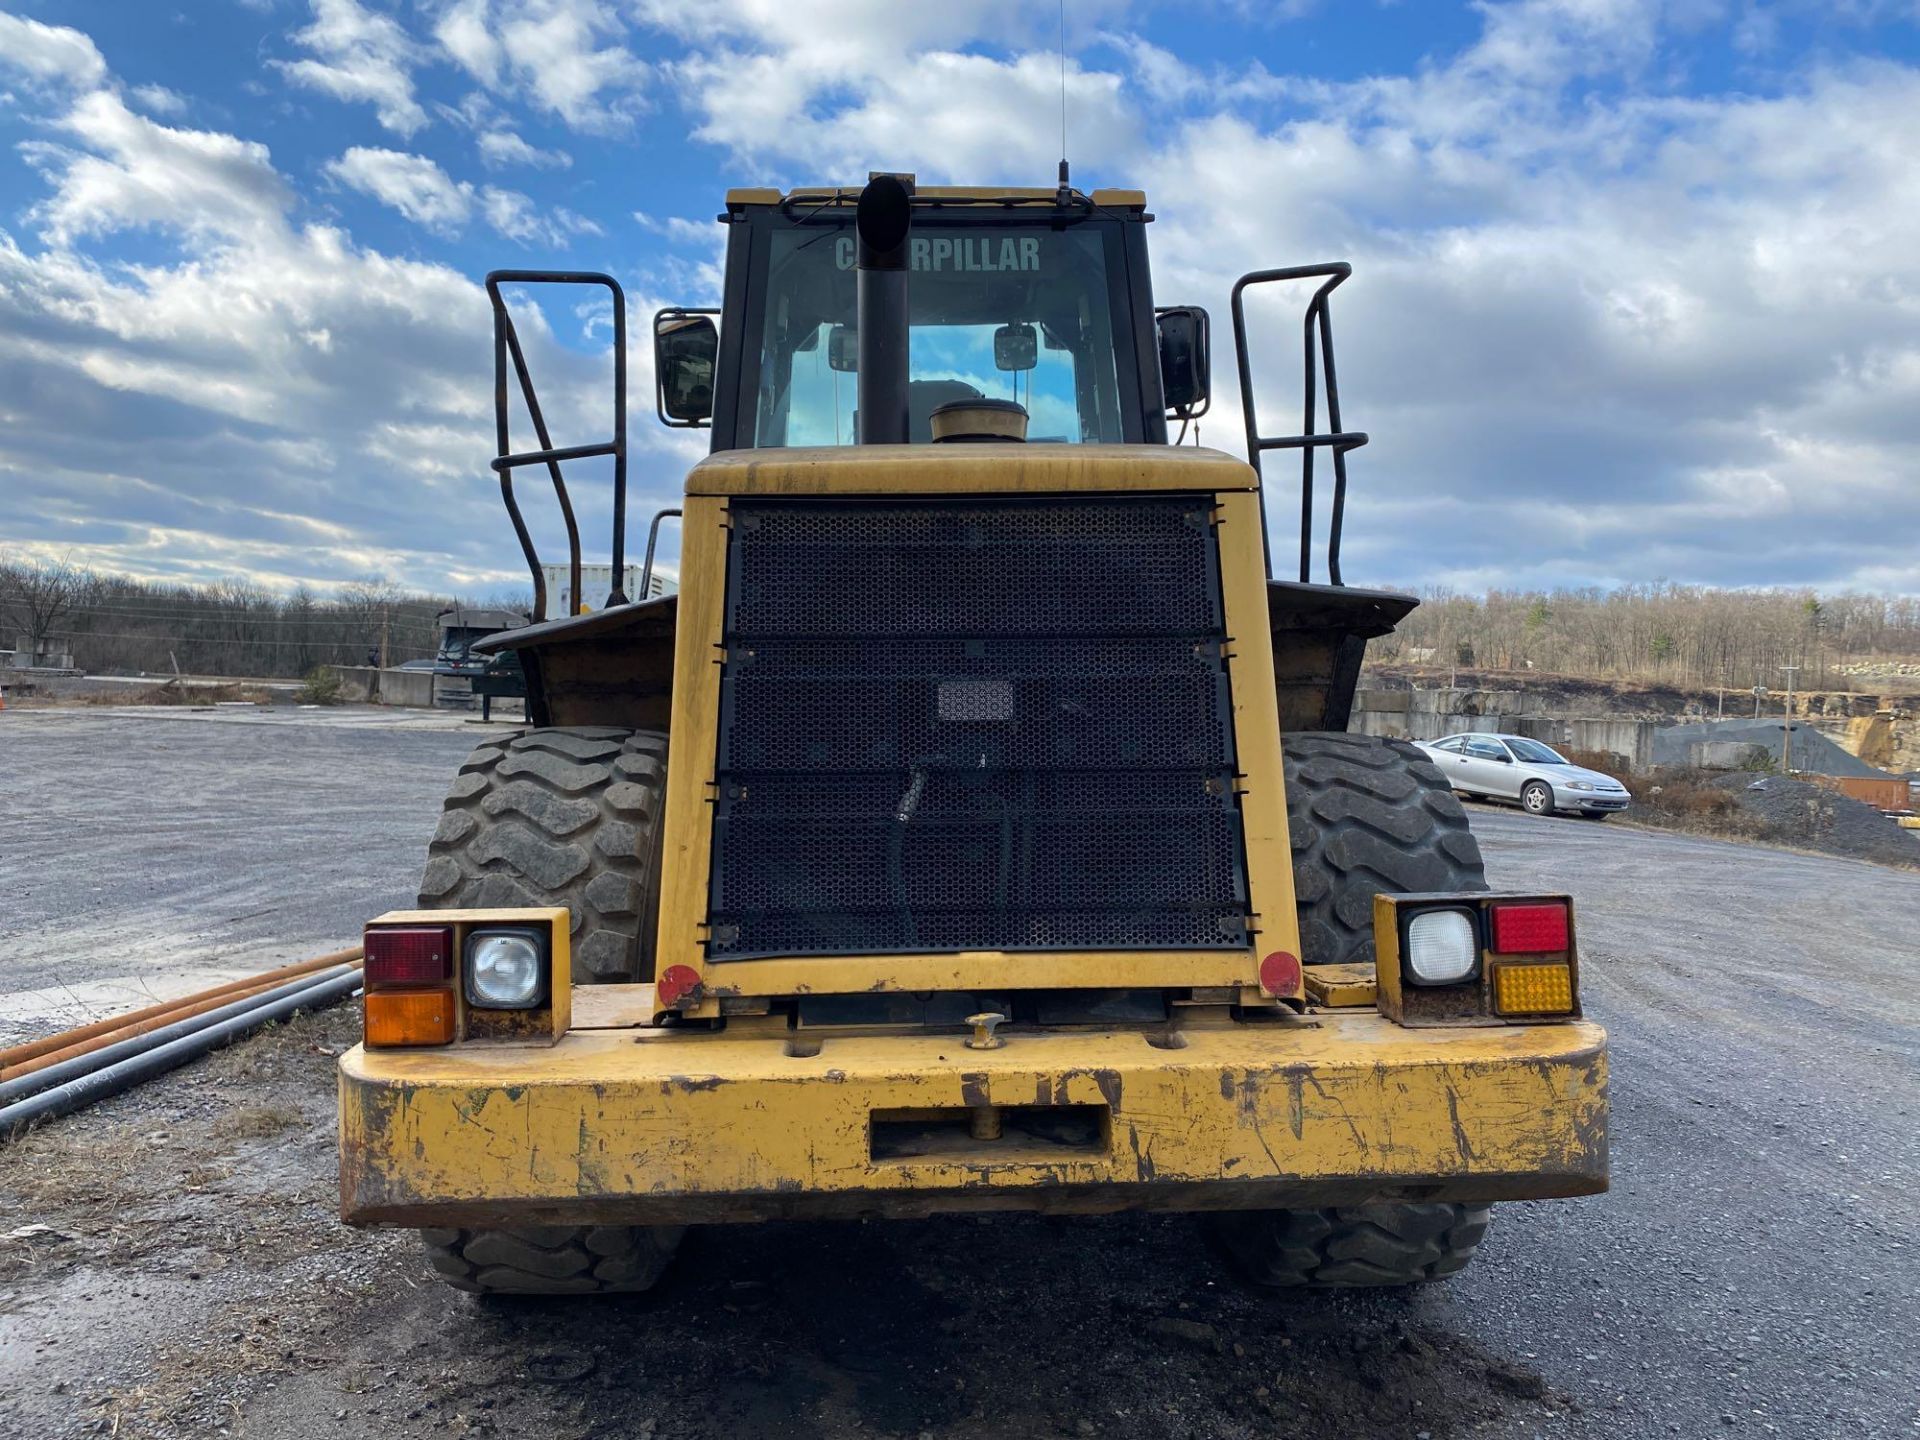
1777, 665, 1800, 773
379, 603, 391, 672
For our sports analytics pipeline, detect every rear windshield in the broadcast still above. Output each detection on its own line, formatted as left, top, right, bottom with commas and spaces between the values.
752, 223, 1124, 446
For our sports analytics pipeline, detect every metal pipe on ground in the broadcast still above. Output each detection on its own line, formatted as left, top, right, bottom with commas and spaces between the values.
0, 965, 360, 1107
0, 969, 365, 1139
0, 947, 363, 1070
3, 973, 295, 1082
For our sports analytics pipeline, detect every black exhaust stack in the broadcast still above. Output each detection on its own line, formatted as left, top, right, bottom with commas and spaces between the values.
855, 174, 913, 445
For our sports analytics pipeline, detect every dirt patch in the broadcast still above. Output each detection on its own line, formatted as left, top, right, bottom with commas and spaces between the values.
1, 1005, 1568, 1440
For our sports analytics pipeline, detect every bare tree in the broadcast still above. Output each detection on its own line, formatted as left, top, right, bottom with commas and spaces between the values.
0, 555, 90, 661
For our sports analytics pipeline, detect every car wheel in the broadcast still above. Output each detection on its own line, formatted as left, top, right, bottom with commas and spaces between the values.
1521, 780, 1554, 816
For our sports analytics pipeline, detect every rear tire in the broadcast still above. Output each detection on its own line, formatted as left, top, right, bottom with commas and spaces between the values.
1282, 732, 1487, 969
421, 1225, 684, 1296
1209, 1204, 1491, 1288
418, 726, 668, 984
415, 727, 682, 1295
1210, 735, 1493, 1287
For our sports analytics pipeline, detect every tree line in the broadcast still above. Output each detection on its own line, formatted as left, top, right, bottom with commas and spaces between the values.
0, 557, 498, 679
1375, 583, 1920, 690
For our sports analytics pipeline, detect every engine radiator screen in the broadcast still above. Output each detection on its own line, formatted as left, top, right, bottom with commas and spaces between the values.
705, 496, 1251, 960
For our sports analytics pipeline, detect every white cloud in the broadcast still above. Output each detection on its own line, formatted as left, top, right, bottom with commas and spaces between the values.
22, 90, 290, 244
437, 0, 648, 132
480, 185, 602, 245
477, 127, 571, 168
276, 0, 428, 136
324, 145, 475, 232
0, 12, 108, 90
129, 83, 188, 117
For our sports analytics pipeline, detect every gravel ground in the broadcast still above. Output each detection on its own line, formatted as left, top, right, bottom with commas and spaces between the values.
1, 711, 1917, 1439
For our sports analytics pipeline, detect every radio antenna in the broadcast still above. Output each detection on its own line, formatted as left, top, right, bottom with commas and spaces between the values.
1056, 0, 1071, 203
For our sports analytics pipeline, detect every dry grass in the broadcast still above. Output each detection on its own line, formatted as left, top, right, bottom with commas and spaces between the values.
1619, 767, 1771, 840
80, 681, 272, 707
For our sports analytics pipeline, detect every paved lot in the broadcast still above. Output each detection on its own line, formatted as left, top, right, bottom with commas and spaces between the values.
0, 711, 1915, 1439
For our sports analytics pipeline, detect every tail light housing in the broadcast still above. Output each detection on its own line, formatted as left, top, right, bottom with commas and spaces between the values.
1372, 893, 1580, 1027
361, 908, 570, 1048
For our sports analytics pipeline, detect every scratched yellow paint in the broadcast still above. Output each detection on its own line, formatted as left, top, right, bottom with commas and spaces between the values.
340, 1014, 1606, 1225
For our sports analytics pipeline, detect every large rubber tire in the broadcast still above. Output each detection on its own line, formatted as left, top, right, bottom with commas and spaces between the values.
421, 1225, 685, 1295
1209, 1204, 1492, 1288
416, 726, 681, 1296
1211, 735, 1493, 1288
1283, 732, 1488, 969
418, 726, 668, 984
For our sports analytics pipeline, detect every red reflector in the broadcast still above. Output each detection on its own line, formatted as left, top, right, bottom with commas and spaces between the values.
656, 964, 703, 1009
1259, 950, 1302, 996
1489, 903, 1570, 955
364, 925, 454, 987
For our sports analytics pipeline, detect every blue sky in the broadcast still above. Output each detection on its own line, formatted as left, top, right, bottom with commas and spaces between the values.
3, 0, 1920, 599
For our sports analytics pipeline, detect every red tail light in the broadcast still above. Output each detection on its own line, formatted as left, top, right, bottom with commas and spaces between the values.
1489, 902, 1570, 954
364, 925, 454, 987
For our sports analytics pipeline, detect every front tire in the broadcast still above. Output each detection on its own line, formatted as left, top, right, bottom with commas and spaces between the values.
1208, 734, 1493, 1287
419, 726, 668, 984
1521, 780, 1554, 817
415, 727, 682, 1295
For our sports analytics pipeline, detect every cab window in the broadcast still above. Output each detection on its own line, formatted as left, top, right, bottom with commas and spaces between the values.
753, 223, 1125, 446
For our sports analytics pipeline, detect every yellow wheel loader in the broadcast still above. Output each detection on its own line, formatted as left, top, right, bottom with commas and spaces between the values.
338, 174, 1606, 1295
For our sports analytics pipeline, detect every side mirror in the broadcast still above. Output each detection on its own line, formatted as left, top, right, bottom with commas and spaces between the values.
828, 324, 858, 373
654, 310, 718, 427
1156, 305, 1211, 419
993, 322, 1038, 372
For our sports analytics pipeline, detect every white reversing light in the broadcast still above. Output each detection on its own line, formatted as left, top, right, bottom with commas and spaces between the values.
1405, 909, 1479, 986
465, 929, 546, 1009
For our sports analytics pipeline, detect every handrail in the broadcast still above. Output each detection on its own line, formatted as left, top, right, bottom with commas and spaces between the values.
1228, 263, 1369, 586
640, 508, 682, 600
484, 270, 629, 620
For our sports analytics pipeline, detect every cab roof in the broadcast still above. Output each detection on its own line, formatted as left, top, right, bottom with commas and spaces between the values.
723, 184, 1148, 212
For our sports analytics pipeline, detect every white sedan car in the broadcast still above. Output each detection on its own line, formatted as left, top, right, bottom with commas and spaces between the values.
1416, 733, 1631, 819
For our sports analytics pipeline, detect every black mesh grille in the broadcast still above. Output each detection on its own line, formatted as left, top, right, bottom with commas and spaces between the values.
706, 496, 1250, 960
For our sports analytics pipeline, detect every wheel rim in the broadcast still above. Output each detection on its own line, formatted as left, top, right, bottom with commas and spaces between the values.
1525, 783, 1549, 813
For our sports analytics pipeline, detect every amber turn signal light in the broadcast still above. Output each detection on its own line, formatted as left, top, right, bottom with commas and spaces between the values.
1491, 960, 1575, 1017
364, 989, 457, 1047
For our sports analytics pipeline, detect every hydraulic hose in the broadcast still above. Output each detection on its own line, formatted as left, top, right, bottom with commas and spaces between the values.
0, 964, 360, 1107
0, 968, 364, 1138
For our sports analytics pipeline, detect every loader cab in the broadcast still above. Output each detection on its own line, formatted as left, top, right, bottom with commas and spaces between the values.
657, 185, 1184, 450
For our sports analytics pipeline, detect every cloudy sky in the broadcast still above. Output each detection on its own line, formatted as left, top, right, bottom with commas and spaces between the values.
1, 0, 1918, 599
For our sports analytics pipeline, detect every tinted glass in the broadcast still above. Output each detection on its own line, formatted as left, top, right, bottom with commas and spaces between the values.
753, 224, 1124, 446
1465, 739, 1508, 759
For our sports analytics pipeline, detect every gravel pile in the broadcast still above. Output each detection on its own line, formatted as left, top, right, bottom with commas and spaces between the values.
1654, 718, 1888, 778
1713, 772, 1920, 867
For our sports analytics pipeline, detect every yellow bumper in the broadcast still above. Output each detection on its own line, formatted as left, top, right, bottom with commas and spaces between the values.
339, 1015, 1607, 1227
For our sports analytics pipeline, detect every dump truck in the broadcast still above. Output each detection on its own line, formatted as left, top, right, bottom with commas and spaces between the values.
339, 173, 1607, 1295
